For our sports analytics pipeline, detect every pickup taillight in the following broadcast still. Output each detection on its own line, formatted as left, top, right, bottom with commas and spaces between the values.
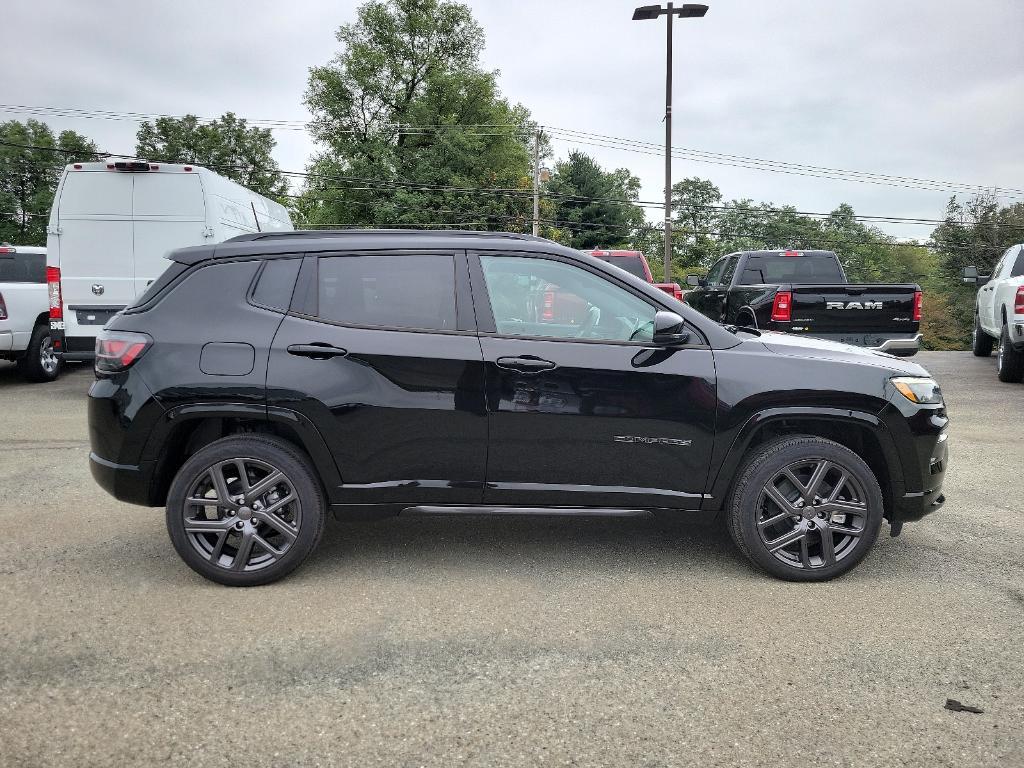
1015, 286, 1024, 315
542, 290, 555, 321
913, 290, 923, 322
0, 292, 6, 321
47, 266, 62, 320
771, 291, 792, 322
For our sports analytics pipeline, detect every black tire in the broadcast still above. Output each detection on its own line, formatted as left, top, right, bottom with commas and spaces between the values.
972, 314, 993, 357
726, 435, 884, 581
997, 325, 1024, 383
166, 435, 326, 586
17, 324, 62, 382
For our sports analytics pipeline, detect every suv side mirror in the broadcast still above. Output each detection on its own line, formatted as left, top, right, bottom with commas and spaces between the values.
685, 274, 704, 287
652, 311, 690, 346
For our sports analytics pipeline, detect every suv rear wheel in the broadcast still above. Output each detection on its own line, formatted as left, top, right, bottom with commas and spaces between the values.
165, 435, 326, 586
727, 435, 884, 581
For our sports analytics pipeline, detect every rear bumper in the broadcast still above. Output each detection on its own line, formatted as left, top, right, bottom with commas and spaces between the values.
1011, 320, 1024, 351
89, 452, 153, 506
872, 333, 923, 355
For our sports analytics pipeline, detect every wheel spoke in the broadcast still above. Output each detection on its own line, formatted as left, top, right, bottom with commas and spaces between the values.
208, 531, 229, 563
231, 531, 255, 571
233, 460, 251, 493
245, 471, 285, 505
758, 510, 792, 530
208, 466, 236, 510
184, 517, 234, 533
254, 510, 298, 542
805, 460, 831, 500
254, 533, 283, 558
766, 527, 805, 553
829, 523, 864, 538
818, 527, 836, 567
826, 471, 849, 503
818, 499, 867, 518
764, 484, 798, 515
799, 536, 812, 568
262, 492, 297, 517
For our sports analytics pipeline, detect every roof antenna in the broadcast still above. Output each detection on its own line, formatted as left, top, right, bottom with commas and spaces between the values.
251, 202, 262, 233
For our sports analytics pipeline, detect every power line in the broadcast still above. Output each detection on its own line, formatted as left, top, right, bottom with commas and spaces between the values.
4, 102, 1020, 199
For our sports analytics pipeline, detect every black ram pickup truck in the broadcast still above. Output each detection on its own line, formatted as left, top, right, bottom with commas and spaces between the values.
685, 250, 922, 356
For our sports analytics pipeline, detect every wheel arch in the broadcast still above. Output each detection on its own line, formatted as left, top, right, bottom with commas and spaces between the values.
142, 403, 342, 507
708, 408, 902, 522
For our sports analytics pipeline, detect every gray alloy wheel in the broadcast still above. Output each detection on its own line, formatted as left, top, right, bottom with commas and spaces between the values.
754, 458, 869, 571
182, 457, 303, 573
727, 435, 884, 581
166, 435, 326, 586
38, 334, 59, 375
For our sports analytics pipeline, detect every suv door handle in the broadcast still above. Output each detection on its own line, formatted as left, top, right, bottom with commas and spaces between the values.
495, 355, 556, 373
287, 343, 349, 359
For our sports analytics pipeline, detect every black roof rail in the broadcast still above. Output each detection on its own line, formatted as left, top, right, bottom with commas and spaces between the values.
225, 229, 548, 244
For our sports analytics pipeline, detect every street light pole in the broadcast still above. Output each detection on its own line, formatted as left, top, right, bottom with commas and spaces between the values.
632, 3, 708, 283
664, 3, 674, 282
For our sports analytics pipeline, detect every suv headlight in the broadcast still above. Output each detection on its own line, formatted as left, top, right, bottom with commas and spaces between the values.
892, 376, 943, 404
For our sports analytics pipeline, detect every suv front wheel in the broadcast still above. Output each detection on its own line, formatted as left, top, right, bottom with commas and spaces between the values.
166, 435, 326, 586
727, 435, 884, 581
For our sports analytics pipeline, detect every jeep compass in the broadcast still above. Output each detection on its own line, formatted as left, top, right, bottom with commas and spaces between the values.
88, 230, 948, 586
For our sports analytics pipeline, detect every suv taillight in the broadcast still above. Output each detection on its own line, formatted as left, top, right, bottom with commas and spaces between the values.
95, 330, 152, 374
47, 266, 62, 319
913, 290, 923, 322
771, 291, 792, 322
1015, 286, 1024, 315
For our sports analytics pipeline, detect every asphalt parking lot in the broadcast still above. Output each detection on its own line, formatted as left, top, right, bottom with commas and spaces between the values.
0, 351, 1021, 767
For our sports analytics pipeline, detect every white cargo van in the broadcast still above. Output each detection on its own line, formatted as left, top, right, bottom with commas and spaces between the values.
45, 161, 293, 358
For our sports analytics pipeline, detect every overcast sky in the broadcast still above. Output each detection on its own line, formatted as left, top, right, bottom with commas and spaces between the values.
4, 0, 1022, 239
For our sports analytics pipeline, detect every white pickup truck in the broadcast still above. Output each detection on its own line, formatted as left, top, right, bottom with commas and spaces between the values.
0, 245, 63, 382
964, 243, 1024, 382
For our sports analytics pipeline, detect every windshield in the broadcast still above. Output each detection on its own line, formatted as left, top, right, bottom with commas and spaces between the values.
597, 255, 648, 280
739, 254, 843, 285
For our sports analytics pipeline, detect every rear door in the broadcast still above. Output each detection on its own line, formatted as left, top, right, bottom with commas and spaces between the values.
55, 171, 134, 324
266, 250, 488, 506
687, 256, 733, 321
470, 250, 716, 510
132, 172, 208, 297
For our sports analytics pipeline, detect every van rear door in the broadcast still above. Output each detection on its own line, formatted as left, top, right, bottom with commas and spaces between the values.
55, 171, 134, 324
132, 172, 207, 296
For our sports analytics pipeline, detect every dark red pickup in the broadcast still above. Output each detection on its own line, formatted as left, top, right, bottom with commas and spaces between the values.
582, 250, 684, 301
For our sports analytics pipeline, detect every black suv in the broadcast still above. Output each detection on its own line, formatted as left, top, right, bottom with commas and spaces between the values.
88, 231, 948, 586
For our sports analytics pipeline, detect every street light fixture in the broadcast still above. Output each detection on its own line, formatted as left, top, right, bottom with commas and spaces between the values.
632, 3, 708, 283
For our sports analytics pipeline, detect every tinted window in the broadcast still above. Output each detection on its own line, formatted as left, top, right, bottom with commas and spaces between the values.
317, 254, 456, 331
739, 254, 843, 285
704, 258, 727, 285
480, 255, 656, 342
720, 256, 739, 286
0, 252, 45, 283
597, 255, 648, 279
252, 258, 301, 311
1012, 246, 1024, 278
125, 262, 189, 311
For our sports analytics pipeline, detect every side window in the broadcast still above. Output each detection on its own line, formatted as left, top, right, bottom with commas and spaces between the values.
992, 249, 1012, 279
480, 255, 657, 342
317, 253, 456, 331
704, 257, 727, 285
719, 256, 739, 286
1012, 246, 1024, 278
251, 258, 301, 311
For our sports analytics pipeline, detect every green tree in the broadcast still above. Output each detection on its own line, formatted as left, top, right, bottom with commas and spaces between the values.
670, 177, 723, 271
0, 119, 97, 245
301, 0, 535, 229
544, 151, 645, 249
135, 113, 287, 197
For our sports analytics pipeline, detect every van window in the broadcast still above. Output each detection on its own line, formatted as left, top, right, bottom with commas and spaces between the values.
317, 254, 457, 331
58, 172, 132, 216
252, 258, 301, 311
0, 252, 46, 283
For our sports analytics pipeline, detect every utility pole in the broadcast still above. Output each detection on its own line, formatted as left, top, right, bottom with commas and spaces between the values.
532, 127, 541, 237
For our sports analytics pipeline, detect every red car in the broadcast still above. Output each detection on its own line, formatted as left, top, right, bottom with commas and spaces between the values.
583, 250, 684, 300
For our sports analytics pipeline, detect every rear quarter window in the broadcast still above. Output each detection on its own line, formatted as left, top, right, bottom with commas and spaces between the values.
124, 262, 189, 312
251, 258, 301, 311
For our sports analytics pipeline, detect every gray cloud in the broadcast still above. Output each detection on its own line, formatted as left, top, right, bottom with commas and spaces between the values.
3, 0, 1021, 238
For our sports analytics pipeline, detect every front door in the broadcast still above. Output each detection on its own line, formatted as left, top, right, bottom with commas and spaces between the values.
267, 250, 487, 506
470, 251, 717, 510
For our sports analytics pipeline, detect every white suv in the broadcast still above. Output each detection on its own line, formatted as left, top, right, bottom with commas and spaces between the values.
964, 244, 1024, 382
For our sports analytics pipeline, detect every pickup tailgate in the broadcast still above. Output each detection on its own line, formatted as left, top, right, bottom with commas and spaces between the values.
789, 284, 919, 336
